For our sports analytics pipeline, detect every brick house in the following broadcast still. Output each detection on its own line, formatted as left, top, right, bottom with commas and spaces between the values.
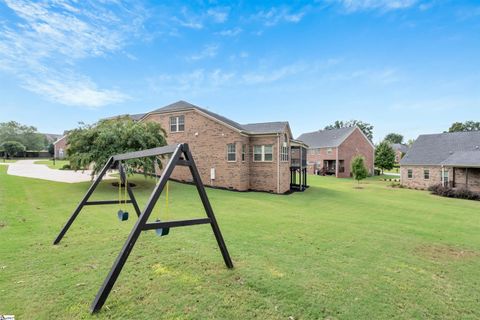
53, 135, 68, 159
135, 101, 308, 194
391, 143, 409, 164
400, 131, 480, 192
297, 127, 375, 178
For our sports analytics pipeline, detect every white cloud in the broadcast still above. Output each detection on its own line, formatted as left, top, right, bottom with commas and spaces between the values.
187, 44, 219, 61
216, 27, 243, 37
207, 8, 229, 23
252, 7, 307, 26
0, 0, 145, 107
242, 64, 307, 84
335, 0, 419, 12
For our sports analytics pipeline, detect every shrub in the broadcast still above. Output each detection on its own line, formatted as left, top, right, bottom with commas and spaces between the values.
60, 164, 71, 170
428, 183, 480, 201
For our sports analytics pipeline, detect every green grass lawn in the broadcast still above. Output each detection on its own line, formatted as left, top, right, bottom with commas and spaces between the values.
1, 166, 480, 319
1, 159, 17, 163
34, 160, 70, 169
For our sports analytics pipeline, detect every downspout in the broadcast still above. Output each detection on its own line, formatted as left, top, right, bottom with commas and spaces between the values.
277, 133, 280, 194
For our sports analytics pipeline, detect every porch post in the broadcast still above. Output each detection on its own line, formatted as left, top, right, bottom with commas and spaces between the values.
466, 168, 469, 190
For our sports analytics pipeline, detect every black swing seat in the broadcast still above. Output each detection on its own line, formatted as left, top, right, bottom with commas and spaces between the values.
117, 210, 129, 221
155, 219, 170, 237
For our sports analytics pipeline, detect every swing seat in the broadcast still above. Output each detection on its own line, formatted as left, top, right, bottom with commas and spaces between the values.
155, 219, 170, 237
117, 210, 129, 222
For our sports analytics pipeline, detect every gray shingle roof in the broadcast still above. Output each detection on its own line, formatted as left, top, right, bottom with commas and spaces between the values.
391, 143, 409, 154
241, 122, 288, 134
400, 131, 480, 166
151, 101, 288, 134
297, 127, 356, 148
151, 100, 245, 131
441, 151, 480, 167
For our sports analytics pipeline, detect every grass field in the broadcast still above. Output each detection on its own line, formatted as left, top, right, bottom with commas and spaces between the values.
34, 160, 70, 169
1, 166, 479, 319
1, 159, 17, 163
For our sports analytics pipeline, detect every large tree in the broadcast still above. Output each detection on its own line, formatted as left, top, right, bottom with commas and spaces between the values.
1, 141, 26, 158
375, 141, 396, 174
448, 121, 480, 132
351, 155, 368, 185
384, 133, 404, 144
0, 121, 45, 150
325, 120, 374, 141
67, 117, 167, 176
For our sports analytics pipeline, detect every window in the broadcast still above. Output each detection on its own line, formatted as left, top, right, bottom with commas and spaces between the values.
281, 135, 289, 162
327, 148, 333, 155
424, 169, 430, 180
170, 115, 185, 132
242, 144, 246, 162
227, 143, 236, 162
407, 169, 413, 179
339, 160, 345, 173
253, 145, 274, 162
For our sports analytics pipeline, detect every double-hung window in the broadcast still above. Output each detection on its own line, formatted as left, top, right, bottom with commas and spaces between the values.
407, 169, 413, 179
254, 145, 273, 162
170, 115, 185, 132
227, 143, 236, 162
242, 145, 246, 162
424, 169, 430, 180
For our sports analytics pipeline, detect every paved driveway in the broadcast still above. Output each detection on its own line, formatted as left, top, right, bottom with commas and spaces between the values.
5, 160, 115, 183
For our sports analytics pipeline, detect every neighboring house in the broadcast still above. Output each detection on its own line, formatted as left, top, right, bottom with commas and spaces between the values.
400, 131, 480, 192
390, 143, 409, 163
42, 133, 63, 145
134, 101, 308, 194
297, 127, 375, 178
53, 135, 68, 159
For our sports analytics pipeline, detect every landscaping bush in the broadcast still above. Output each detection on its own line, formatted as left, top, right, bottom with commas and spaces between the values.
60, 164, 71, 170
428, 183, 480, 201
374, 169, 381, 176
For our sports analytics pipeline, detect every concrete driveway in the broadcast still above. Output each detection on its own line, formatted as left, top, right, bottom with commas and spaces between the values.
5, 160, 115, 183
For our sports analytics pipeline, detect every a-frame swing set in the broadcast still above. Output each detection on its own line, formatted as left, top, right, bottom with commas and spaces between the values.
53, 143, 234, 314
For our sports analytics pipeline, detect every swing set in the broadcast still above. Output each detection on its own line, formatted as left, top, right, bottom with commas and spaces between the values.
53, 143, 234, 313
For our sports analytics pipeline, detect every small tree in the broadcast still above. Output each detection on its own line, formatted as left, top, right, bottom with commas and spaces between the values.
351, 155, 368, 185
375, 141, 396, 174
1, 141, 26, 158
48, 143, 55, 156
67, 117, 167, 176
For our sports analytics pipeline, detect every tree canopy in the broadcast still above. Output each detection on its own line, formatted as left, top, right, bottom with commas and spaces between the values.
448, 121, 480, 132
384, 133, 404, 144
375, 141, 396, 174
351, 155, 369, 184
325, 120, 374, 141
2, 141, 26, 158
0, 121, 46, 151
67, 117, 167, 176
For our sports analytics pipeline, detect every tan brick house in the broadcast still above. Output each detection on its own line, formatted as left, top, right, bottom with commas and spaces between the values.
297, 127, 375, 178
391, 143, 409, 164
135, 101, 308, 194
400, 131, 480, 192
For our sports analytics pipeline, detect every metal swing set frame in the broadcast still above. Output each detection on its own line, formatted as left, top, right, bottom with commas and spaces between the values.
53, 143, 234, 314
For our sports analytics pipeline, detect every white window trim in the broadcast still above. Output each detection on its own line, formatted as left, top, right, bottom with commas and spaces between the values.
407, 169, 413, 179
253, 145, 274, 162
170, 115, 185, 133
423, 169, 430, 180
227, 143, 237, 162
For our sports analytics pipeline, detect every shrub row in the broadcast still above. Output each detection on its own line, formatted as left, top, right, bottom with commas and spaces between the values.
428, 183, 480, 201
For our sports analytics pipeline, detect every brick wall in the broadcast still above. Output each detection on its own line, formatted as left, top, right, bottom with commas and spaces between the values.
454, 168, 480, 192
143, 110, 291, 193
54, 136, 68, 159
338, 128, 375, 178
306, 147, 337, 174
400, 165, 446, 190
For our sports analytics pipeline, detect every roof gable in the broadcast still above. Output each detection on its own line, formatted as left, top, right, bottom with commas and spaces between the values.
297, 127, 357, 148
401, 131, 480, 166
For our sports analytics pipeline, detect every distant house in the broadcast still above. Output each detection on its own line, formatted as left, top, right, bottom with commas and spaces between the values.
390, 143, 409, 163
108, 101, 308, 194
297, 127, 375, 178
42, 133, 63, 145
53, 135, 68, 159
400, 131, 480, 192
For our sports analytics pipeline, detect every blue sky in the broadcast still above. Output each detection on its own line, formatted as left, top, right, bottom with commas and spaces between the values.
0, 0, 479, 142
